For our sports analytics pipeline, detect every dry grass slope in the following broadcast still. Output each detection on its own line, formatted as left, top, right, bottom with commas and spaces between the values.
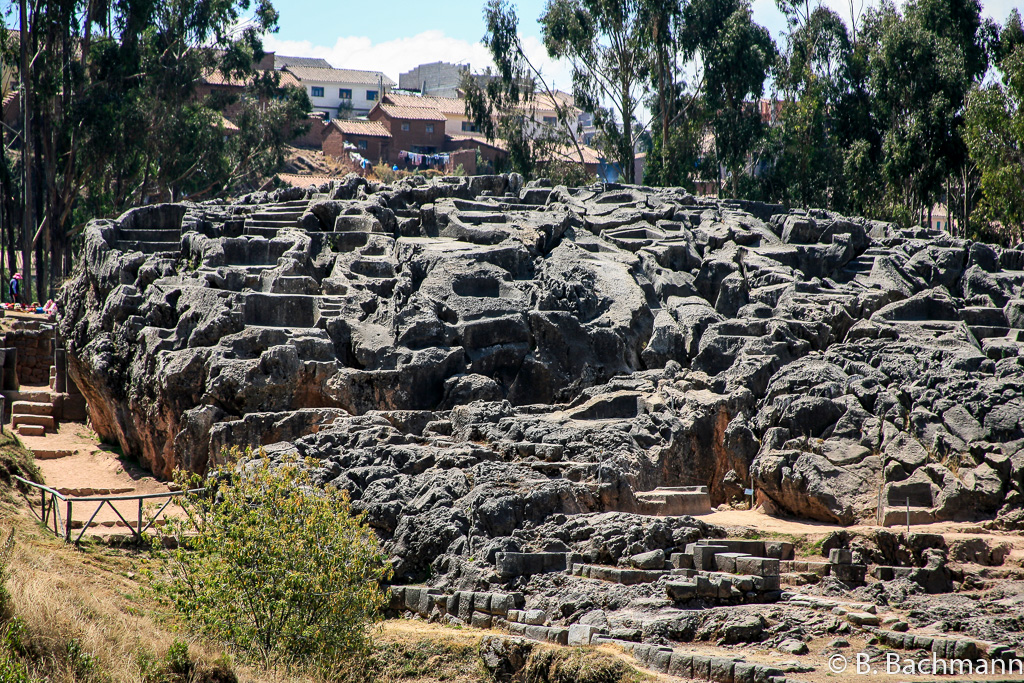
0, 431, 41, 496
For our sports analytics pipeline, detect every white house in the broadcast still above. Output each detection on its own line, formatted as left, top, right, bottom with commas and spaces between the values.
282, 65, 396, 119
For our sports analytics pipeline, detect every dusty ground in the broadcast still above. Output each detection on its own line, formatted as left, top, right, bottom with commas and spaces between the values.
17, 421, 183, 535
703, 507, 1024, 566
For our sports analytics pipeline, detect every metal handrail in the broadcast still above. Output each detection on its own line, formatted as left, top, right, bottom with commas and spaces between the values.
12, 474, 204, 544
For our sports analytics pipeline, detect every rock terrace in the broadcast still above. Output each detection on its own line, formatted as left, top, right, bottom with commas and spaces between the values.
59, 173, 1024, 667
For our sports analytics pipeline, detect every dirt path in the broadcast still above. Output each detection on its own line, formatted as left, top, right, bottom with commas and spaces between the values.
19, 421, 182, 536
700, 507, 1024, 564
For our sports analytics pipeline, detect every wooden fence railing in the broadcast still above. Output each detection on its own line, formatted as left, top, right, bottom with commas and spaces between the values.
12, 475, 204, 544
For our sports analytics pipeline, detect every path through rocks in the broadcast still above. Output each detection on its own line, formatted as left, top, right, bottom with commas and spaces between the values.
19, 421, 182, 538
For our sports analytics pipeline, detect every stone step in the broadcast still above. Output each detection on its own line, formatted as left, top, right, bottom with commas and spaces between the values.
962, 306, 1008, 327
17, 424, 45, 436
116, 240, 181, 255
31, 448, 75, 460
117, 229, 181, 242
842, 258, 875, 272
12, 413, 55, 429
2, 389, 56, 403
350, 258, 396, 278
634, 487, 713, 515
11, 400, 53, 416
244, 226, 287, 238
456, 211, 508, 225
257, 211, 305, 220
246, 219, 300, 228
971, 325, 1010, 340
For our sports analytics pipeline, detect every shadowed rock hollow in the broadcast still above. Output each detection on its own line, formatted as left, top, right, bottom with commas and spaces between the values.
60, 174, 1024, 584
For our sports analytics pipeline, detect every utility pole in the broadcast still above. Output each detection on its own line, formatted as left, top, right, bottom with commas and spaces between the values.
19, 0, 32, 300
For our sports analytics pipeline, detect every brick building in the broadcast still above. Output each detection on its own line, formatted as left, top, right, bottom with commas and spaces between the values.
445, 134, 508, 174
383, 93, 475, 136
196, 53, 301, 121
321, 119, 392, 164
368, 102, 447, 167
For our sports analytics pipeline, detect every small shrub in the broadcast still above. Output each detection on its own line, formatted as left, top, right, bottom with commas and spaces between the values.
165, 638, 192, 679
0, 649, 30, 683
372, 164, 410, 184
160, 456, 391, 673
67, 638, 100, 680
0, 432, 41, 496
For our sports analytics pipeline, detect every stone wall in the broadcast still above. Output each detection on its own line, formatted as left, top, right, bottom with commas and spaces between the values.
4, 321, 54, 387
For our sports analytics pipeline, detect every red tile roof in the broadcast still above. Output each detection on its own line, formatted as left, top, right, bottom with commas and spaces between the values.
201, 68, 302, 90
374, 103, 447, 122
284, 66, 396, 87
384, 93, 467, 116
329, 119, 392, 138
446, 133, 508, 152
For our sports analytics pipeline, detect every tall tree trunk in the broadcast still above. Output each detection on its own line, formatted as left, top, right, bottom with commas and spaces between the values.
19, 0, 32, 302
621, 80, 634, 184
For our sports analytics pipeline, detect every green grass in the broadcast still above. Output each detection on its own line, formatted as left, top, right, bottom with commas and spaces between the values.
0, 429, 41, 494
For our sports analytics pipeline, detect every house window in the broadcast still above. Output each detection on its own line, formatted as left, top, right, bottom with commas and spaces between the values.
311, 86, 324, 98
401, 123, 410, 132
339, 88, 352, 99
461, 121, 478, 132
367, 90, 378, 101
542, 116, 557, 125
357, 140, 368, 150
426, 124, 434, 134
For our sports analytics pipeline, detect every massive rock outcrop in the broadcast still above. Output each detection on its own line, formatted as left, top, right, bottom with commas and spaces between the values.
60, 175, 1024, 554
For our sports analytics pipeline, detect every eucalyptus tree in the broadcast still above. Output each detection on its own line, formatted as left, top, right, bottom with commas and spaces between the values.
539, 0, 656, 183
4, 0, 308, 298
863, 0, 991, 225
464, 0, 591, 181
682, 0, 776, 196
771, 1, 856, 208
964, 9, 1024, 242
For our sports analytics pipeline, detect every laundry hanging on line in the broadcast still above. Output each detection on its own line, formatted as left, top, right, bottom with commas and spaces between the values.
399, 150, 450, 166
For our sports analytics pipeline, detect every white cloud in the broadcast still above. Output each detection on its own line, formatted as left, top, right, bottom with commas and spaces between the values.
263, 30, 575, 93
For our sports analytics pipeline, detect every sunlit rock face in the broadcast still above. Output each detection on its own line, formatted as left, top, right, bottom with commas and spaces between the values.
61, 174, 1024, 579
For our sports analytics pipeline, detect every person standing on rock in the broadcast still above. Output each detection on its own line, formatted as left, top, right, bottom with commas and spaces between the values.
8, 272, 21, 304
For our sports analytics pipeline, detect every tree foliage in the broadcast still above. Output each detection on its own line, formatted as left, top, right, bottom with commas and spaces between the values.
464, 0, 593, 182
0, 0, 309, 301
539, 0, 654, 183
160, 455, 391, 673
861, 0, 992, 224
965, 9, 1024, 242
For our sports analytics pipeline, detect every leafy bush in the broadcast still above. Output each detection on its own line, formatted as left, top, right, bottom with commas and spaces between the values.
161, 456, 391, 673
371, 164, 409, 184
164, 638, 192, 679
0, 432, 41, 496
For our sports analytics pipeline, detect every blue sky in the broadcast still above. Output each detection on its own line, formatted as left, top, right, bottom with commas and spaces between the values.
264, 0, 1022, 86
